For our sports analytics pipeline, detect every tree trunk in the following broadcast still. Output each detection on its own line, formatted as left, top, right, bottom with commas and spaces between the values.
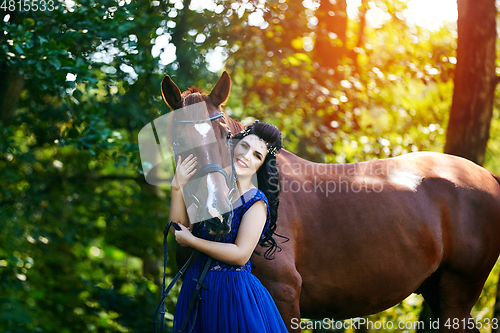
443, 0, 498, 165
443, 0, 500, 330
0, 10, 25, 123
142, 251, 160, 287
315, 0, 347, 69
350, 0, 368, 74
0, 66, 24, 123
171, 0, 193, 79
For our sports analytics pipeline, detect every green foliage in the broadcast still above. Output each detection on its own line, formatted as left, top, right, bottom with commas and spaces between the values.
225, 0, 459, 164
1, 1, 181, 331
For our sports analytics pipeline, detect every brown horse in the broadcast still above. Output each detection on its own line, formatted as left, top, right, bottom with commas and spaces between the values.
159, 75, 242, 234
161, 72, 500, 333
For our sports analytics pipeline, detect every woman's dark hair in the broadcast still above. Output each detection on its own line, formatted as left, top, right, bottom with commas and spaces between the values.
232, 120, 287, 259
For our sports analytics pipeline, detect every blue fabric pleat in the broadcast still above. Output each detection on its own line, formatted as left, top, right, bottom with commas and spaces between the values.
173, 267, 288, 333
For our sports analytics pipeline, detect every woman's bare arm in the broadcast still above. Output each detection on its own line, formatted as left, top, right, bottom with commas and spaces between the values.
174, 200, 267, 266
169, 187, 190, 227
169, 155, 197, 228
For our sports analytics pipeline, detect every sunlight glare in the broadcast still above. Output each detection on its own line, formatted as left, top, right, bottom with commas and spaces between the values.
302, 0, 319, 10
152, 34, 176, 66
207, 47, 227, 73
405, 0, 457, 30
189, 0, 217, 13
248, 10, 269, 29
365, 3, 391, 29
346, 0, 457, 31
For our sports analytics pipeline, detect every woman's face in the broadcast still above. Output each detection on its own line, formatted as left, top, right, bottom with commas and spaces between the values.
233, 134, 268, 177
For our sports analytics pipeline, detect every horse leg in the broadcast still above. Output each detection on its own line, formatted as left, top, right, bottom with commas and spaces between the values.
268, 276, 302, 332
420, 269, 484, 333
255, 259, 303, 332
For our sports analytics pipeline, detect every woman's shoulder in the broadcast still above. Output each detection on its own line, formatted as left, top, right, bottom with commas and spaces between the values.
238, 188, 268, 207
238, 188, 270, 222
252, 188, 268, 202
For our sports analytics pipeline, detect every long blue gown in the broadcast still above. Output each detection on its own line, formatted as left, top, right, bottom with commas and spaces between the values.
173, 188, 288, 333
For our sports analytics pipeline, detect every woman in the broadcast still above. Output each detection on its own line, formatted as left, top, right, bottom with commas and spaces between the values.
170, 121, 288, 332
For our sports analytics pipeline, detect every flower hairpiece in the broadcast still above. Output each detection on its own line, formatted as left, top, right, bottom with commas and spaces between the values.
241, 127, 252, 137
267, 145, 279, 157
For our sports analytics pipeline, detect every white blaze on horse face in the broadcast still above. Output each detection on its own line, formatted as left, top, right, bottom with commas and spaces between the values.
389, 170, 422, 192
193, 122, 214, 163
194, 122, 212, 139
206, 174, 223, 223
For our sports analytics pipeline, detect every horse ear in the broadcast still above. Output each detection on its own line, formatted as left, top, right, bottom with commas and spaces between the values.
161, 75, 183, 110
209, 71, 231, 106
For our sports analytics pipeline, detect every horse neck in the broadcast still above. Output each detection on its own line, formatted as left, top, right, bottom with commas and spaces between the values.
277, 149, 311, 165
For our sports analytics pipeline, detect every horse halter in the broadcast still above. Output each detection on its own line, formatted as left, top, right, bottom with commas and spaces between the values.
171, 111, 238, 230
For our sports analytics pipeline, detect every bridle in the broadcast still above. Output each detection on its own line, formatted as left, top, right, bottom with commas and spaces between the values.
171, 111, 238, 225
153, 110, 238, 333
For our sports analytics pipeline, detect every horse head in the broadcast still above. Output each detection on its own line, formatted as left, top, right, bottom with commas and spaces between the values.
161, 72, 242, 235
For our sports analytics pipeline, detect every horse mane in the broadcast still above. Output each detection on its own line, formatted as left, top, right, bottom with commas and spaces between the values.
182, 86, 203, 96
224, 114, 244, 134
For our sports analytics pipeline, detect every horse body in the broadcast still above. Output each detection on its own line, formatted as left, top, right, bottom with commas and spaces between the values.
163, 72, 500, 332
252, 150, 500, 330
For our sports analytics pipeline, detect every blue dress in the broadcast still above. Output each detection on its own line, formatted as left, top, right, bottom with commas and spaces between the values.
173, 188, 288, 333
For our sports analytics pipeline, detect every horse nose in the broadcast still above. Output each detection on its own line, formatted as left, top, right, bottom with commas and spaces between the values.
214, 213, 225, 225
204, 205, 232, 235
208, 206, 231, 228
207, 205, 224, 223
204, 213, 231, 235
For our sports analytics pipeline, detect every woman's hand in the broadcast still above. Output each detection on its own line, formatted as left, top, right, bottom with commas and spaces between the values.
174, 223, 196, 247
172, 154, 197, 190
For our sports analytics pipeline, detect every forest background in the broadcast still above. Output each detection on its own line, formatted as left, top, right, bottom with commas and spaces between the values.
1, 0, 500, 332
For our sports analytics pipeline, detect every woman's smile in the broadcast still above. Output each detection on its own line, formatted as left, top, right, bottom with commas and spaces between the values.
236, 158, 248, 168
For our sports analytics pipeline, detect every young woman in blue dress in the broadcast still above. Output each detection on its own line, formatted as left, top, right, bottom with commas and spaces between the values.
169, 121, 288, 332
